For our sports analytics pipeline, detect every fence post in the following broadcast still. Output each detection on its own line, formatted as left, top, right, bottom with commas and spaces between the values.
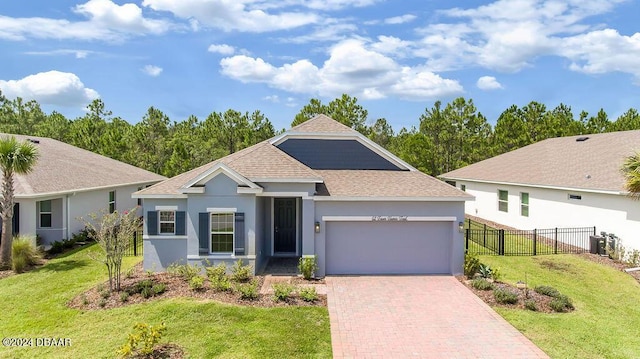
483, 224, 487, 247
554, 228, 558, 254
593, 226, 596, 236
465, 228, 469, 254
499, 229, 505, 255
133, 229, 138, 256
533, 229, 537, 256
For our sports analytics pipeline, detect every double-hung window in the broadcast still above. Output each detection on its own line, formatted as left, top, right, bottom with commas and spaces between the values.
211, 213, 234, 254
159, 211, 175, 234
40, 200, 52, 228
108, 191, 116, 213
498, 190, 508, 212
520, 192, 529, 217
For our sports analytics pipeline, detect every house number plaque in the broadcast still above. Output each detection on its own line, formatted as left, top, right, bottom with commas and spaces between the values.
372, 216, 408, 221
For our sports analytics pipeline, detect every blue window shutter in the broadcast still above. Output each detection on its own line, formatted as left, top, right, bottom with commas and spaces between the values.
199, 212, 209, 254
175, 211, 186, 235
147, 211, 158, 235
235, 212, 245, 255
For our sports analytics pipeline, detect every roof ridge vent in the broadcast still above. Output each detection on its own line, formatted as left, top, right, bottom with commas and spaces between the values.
576, 136, 589, 142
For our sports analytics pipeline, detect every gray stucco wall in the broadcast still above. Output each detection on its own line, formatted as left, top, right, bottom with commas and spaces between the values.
313, 201, 465, 277
144, 238, 187, 271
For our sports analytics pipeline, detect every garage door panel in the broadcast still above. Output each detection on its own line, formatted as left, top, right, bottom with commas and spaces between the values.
326, 221, 451, 275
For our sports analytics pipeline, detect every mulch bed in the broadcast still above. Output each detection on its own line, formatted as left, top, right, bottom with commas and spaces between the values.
68, 264, 327, 310
458, 277, 557, 313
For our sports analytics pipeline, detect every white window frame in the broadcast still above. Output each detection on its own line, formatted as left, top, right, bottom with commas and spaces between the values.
520, 192, 529, 217
39, 200, 52, 228
108, 190, 116, 213
158, 210, 176, 235
210, 212, 235, 255
498, 190, 508, 212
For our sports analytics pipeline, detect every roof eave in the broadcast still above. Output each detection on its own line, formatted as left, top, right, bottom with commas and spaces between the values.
440, 176, 624, 196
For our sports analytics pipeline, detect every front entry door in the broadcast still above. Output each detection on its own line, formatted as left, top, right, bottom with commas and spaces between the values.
274, 198, 296, 253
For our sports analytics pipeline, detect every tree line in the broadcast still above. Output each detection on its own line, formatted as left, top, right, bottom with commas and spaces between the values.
1, 92, 639, 178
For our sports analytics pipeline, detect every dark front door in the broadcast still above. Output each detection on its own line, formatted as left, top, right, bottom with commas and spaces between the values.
274, 198, 296, 253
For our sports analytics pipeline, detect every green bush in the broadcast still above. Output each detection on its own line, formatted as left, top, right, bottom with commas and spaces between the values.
550, 295, 574, 312
48, 240, 66, 255
464, 253, 481, 279
478, 264, 492, 279
210, 276, 232, 292
471, 278, 494, 291
299, 287, 319, 302
230, 260, 253, 283
152, 283, 167, 296
117, 322, 166, 358
140, 287, 153, 299
524, 299, 537, 311
236, 280, 259, 300
189, 276, 205, 291
494, 288, 519, 304
71, 227, 96, 243
120, 291, 130, 303
490, 267, 503, 282
101, 290, 111, 299
99, 298, 107, 308
167, 262, 200, 281
128, 279, 165, 298
12, 237, 42, 273
205, 263, 228, 281
272, 283, 295, 302
534, 285, 561, 298
298, 256, 318, 280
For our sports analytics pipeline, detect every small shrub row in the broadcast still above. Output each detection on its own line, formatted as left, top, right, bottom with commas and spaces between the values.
167, 262, 201, 281
534, 285, 561, 298
464, 253, 502, 281
493, 288, 519, 304
128, 279, 166, 299
47, 227, 96, 255
471, 278, 494, 291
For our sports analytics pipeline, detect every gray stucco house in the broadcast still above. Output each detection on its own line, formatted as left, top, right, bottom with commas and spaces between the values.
2, 133, 166, 245
134, 115, 471, 276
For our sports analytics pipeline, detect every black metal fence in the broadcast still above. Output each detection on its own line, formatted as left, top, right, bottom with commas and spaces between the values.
124, 225, 143, 256
465, 219, 595, 256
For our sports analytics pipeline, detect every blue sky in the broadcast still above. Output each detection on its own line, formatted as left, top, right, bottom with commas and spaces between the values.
1, 0, 639, 131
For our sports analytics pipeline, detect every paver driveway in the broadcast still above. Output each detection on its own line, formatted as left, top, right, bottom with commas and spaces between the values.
326, 276, 549, 359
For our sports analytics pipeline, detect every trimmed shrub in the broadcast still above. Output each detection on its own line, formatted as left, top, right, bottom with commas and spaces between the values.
167, 262, 200, 281
152, 283, 167, 296
471, 278, 495, 291
298, 256, 318, 280
189, 276, 205, 291
211, 276, 232, 292
230, 260, 253, 283
299, 287, 319, 302
120, 291, 130, 303
494, 288, 519, 304
12, 236, 42, 273
101, 290, 111, 299
464, 253, 481, 279
206, 263, 228, 281
117, 323, 166, 358
534, 285, 561, 298
140, 287, 154, 299
236, 280, 259, 300
550, 295, 574, 312
524, 299, 537, 311
272, 283, 295, 302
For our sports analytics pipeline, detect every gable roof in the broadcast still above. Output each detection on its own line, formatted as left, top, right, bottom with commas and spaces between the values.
137, 115, 470, 200
2, 134, 166, 198
441, 130, 640, 193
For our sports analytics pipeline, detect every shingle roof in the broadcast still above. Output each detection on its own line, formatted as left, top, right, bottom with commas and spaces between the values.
2, 134, 166, 197
139, 115, 470, 200
441, 130, 640, 192
316, 170, 470, 198
289, 114, 356, 133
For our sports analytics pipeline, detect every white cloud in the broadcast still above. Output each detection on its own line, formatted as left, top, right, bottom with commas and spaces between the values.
0, 0, 172, 41
284, 22, 357, 43
263, 95, 279, 102
208, 44, 236, 55
0, 71, 99, 107
142, 65, 163, 77
24, 49, 93, 59
142, 0, 318, 32
384, 14, 416, 25
220, 39, 463, 101
476, 76, 503, 90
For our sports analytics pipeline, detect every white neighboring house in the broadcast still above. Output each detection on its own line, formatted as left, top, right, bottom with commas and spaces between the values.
441, 130, 640, 252
3, 134, 166, 245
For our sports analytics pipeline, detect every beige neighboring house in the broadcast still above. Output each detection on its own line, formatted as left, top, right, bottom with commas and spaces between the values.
3, 134, 166, 245
135, 115, 471, 277
441, 130, 640, 252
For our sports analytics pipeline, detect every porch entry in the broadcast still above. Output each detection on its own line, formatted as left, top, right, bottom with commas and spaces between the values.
274, 198, 297, 254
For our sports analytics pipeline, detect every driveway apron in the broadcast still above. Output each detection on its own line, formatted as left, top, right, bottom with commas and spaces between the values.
326, 276, 549, 359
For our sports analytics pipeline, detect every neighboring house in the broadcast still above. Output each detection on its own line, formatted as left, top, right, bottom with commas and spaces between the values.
4, 134, 166, 245
441, 130, 640, 252
135, 115, 471, 276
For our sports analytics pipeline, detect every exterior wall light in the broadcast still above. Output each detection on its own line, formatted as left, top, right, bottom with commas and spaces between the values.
458, 221, 464, 233
314, 221, 321, 233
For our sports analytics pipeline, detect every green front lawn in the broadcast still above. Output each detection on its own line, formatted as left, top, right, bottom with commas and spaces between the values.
480, 254, 640, 359
0, 245, 331, 358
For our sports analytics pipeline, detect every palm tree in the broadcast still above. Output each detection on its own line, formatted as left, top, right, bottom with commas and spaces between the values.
0, 136, 38, 268
622, 151, 640, 200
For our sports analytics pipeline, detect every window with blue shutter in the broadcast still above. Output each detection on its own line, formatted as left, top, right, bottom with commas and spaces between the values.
199, 212, 209, 254
175, 211, 186, 235
147, 211, 158, 235
235, 213, 245, 255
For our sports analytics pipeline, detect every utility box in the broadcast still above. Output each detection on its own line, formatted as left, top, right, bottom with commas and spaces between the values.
590, 235, 606, 255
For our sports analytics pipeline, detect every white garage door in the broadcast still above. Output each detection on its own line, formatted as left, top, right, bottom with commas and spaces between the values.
326, 221, 452, 275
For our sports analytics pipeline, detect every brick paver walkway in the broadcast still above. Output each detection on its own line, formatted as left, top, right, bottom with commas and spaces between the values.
326, 276, 549, 359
